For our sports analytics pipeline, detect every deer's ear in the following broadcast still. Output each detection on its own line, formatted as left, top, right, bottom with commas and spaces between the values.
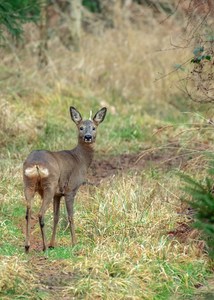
93, 107, 107, 125
70, 107, 82, 125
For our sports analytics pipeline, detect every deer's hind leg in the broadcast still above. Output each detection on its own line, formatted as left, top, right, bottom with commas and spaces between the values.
38, 186, 56, 251
24, 184, 36, 253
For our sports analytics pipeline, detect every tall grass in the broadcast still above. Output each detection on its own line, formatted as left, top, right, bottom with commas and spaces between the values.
0, 11, 214, 299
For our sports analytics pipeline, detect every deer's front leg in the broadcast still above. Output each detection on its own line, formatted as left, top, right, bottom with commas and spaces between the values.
65, 191, 77, 246
49, 195, 61, 248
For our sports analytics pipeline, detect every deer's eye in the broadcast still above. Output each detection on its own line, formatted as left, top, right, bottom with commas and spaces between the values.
93, 127, 96, 131
80, 126, 84, 131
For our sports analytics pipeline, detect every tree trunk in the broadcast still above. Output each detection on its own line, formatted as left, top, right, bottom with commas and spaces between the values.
122, 0, 132, 24
38, 0, 48, 68
69, 0, 82, 51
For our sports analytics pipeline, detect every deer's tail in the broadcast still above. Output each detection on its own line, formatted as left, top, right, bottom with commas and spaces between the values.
24, 165, 49, 178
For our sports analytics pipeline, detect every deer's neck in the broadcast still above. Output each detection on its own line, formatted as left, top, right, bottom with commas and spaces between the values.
72, 142, 94, 168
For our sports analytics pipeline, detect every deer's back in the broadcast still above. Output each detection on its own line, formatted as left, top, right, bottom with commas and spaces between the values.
23, 150, 86, 195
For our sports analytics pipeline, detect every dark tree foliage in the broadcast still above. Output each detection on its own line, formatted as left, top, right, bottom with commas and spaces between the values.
0, 0, 40, 39
82, 0, 101, 13
181, 163, 214, 259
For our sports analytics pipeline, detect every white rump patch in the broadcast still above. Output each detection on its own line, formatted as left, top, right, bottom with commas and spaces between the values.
24, 166, 38, 177
38, 166, 49, 177
24, 165, 49, 178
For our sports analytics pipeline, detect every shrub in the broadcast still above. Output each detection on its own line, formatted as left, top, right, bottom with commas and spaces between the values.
181, 162, 214, 258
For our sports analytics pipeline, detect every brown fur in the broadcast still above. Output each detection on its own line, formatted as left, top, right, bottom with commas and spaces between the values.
23, 106, 107, 252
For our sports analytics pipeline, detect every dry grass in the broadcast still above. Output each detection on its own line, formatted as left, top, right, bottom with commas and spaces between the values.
45, 173, 209, 299
0, 256, 37, 299
0, 5, 214, 299
0, 18, 186, 104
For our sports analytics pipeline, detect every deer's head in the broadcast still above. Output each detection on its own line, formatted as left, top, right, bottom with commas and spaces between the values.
70, 107, 107, 144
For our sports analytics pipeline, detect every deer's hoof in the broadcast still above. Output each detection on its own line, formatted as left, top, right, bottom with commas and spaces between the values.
43, 245, 48, 252
25, 245, 30, 253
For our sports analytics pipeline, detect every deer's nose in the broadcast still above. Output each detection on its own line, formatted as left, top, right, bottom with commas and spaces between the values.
84, 135, 92, 141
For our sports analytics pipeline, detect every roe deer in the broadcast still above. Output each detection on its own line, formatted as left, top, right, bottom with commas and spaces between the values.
23, 106, 107, 252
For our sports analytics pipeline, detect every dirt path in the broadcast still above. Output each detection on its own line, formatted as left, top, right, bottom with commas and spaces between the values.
90, 148, 188, 184
28, 256, 75, 299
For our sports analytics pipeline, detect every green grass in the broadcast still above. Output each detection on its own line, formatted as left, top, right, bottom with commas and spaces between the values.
0, 102, 212, 299
1, 13, 214, 299
151, 261, 209, 299
0, 169, 211, 299
45, 246, 80, 260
